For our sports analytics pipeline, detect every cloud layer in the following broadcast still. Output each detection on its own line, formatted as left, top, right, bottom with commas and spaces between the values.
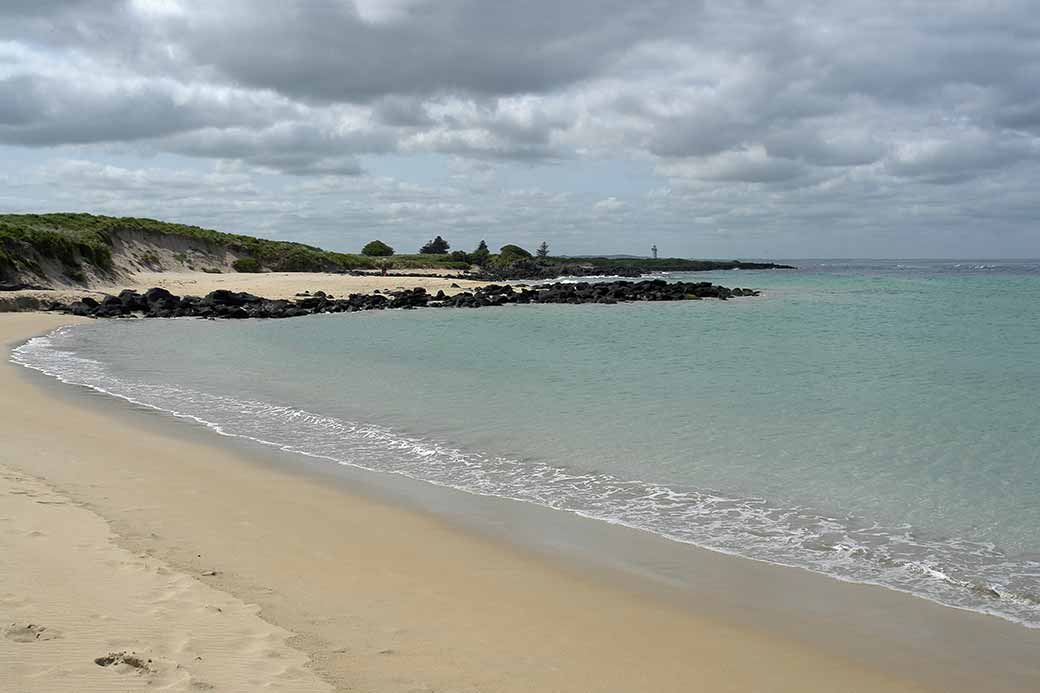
1, 0, 1038, 256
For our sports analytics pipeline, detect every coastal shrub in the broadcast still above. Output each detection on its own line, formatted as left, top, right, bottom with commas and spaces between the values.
362, 240, 394, 256
202, 267, 222, 274
471, 240, 490, 266
0, 213, 486, 277
420, 236, 450, 254
449, 250, 470, 263
269, 246, 326, 272
499, 244, 532, 259
232, 257, 262, 273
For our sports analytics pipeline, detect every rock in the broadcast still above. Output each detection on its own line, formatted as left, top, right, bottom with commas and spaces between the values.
68, 301, 94, 316
58, 280, 759, 321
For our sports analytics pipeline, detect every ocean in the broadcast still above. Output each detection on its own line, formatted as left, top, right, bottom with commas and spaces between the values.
13, 260, 1040, 627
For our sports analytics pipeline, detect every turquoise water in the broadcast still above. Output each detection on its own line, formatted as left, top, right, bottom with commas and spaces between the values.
14, 260, 1040, 626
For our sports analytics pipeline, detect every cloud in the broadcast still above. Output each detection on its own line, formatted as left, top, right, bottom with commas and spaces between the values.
660, 146, 808, 184
594, 197, 627, 211
1, 1, 1040, 256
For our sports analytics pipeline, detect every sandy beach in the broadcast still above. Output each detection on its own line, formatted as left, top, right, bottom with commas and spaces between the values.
0, 270, 491, 312
2, 312, 1038, 692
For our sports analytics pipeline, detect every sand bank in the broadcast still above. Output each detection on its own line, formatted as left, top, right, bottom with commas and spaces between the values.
2, 313, 1036, 691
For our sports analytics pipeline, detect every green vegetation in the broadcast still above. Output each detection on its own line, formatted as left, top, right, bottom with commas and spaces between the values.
0, 213, 466, 282
0, 213, 114, 280
382, 254, 470, 270
498, 244, 531, 259
362, 240, 394, 257
559, 257, 782, 272
0, 212, 786, 286
231, 257, 262, 273
420, 236, 450, 254
471, 240, 490, 266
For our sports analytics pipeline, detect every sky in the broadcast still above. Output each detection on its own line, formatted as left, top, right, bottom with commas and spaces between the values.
1, 1, 1038, 259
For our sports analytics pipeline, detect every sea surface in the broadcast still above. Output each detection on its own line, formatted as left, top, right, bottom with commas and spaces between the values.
13, 259, 1040, 627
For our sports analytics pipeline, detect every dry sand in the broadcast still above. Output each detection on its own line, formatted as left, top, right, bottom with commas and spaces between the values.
125, 270, 490, 300
0, 464, 331, 692
0, 313, 1022, 692
2, 270, 491, 309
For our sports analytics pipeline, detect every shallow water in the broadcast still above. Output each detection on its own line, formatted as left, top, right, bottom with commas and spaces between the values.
14, 259, 1040, 627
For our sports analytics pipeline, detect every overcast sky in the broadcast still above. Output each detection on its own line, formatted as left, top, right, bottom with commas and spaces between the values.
1, 1, 1038, 258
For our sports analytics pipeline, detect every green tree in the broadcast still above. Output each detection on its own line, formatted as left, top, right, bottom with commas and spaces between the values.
420, 236, 450, 254
471, 240, 490, 265
536, 241, 549, 258
362, 240, 395, 256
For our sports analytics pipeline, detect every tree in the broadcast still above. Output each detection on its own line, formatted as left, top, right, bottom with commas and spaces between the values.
471, 240, 490, 265
420, 236, 450, 254
361, 240, 394, 257
536, 241, 549, 258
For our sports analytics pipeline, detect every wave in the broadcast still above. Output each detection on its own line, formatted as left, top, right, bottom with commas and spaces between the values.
12, 326, 1040, 629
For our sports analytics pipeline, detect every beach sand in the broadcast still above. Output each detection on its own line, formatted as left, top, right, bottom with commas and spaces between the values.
2, 270, 491, 310
1, 312, 1032, 692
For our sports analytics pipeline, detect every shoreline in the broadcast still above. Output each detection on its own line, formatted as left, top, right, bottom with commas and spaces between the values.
4, 314, 1040, 691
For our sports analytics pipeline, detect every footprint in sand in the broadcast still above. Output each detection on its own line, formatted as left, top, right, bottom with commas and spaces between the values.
94, 650, 155, 675
3, 623, 62, 643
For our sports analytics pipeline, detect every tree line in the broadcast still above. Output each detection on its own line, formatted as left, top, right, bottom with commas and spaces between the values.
361, 237, 551, 264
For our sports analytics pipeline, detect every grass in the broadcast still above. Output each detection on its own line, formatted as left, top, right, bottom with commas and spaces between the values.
0, 213, 472, 280
0, 215, 113, 278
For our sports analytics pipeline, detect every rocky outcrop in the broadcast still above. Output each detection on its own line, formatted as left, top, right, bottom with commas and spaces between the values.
51, 280, 761, 320
472, 259, 795, 281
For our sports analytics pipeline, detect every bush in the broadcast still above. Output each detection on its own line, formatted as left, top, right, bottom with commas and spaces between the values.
420, 236, 450, 254
232, 257, 262, 273
449, 250, 470, 263
499, 244, 532, 259
470, 240, 490, 266
362, 240, 394, 256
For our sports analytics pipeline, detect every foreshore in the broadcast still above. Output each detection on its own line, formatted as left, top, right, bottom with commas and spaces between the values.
3, 312, 1039, 692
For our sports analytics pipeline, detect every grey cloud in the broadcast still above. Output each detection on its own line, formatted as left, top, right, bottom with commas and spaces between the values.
0, 72, 294, 146
162, 123, 394, 175
169, 1, 691, 103
373, 96, 434, 127
2, 0, 1040, 255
